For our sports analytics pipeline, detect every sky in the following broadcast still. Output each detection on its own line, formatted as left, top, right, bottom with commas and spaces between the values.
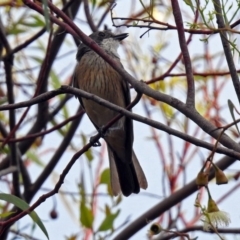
1, 0, 240, 240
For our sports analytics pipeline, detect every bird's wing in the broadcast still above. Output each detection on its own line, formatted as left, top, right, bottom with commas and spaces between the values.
73, 43, 91, 108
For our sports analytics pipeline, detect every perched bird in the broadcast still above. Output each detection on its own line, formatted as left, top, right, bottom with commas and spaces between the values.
73, 30, 147, 196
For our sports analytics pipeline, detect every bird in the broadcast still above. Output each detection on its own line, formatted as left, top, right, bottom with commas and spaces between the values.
73, 30, 147, 196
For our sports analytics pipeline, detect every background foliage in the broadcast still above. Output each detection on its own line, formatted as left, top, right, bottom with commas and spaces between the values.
0, 0, 240, 239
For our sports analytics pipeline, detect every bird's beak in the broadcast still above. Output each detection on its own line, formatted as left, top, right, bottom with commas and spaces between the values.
113, 33, 129, 41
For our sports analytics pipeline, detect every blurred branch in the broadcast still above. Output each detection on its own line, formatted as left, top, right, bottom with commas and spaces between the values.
0, 91, 142, 227
0, 0, 82, 167
23, 0, 240, 153
0, 112, 82, 143
0, 121, 31, 191
25, 106, 84, 201
0, 86, 240, 160
171, 0, 195, 107
83, 0, 97, 32
1, 1, 240, 239
146, 3, 199, 86
1, 28, 46, 61
213, 0, 240, 103
0, 166, 18, 177
10, 229, 42, 240
112, 17, 240, 34
146, 69, 240, 84
0, 1, 82, 238
114, 155, 236, 240
97, 2, 114, 28
158, 226, 240, 240
0, 106, 84, 239
1, 0, 77, 61
0, 22, 20, 197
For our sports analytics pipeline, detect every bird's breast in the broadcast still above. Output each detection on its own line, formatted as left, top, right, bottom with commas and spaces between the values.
76, 52, 126, 128
77, 52, 124, 103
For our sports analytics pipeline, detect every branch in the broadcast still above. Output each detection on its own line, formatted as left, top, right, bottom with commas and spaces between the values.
158, 226, 240, 240
113, 154, 236, 239
146, 69, 240, 84
97, 2, 114, 28
25, 0, 240, 155
0, 22, 21, 197
145, 3, 199, 86
83, 0, 97, 32
0, 121, 31, 191
24, 106, 84, 201
1, 28, 46, 61
171, 0, 195, 107
0, 2, 82, 238
1, 91, 142, 226
0, 86, 240, 160
213, 0, 240, 103
0, 112, 82, 143
112, 17, 240, 35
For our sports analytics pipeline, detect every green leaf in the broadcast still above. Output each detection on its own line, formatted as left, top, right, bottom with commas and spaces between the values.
50, 70, 61, 89
7, 26, 26, 35
0, 211, 16, 218
98, 209, 120, 231
50, 119, 66, 137
183, 0, 195, 13
25, 151, 44, 167
228, 99, 240, 135
85, 149, 94, 162
62, 105, 69, 120
99, 169, 110, 185
30, 56, 43, 64
30, 14, 46, 27
50, 71, 71, 123
42, 0, 50, 31
81, 134, 87, 145
0, 193, 49, 239
0, 146, 10, 154
79, 134, 94, 162
80, 201, 94, 228
91, 0, 96, 9
64, 234, 78, 240
0, 97, 7, 105
20, 14, 45, 28
79, 174, 94, 229
114, 195, 122, 206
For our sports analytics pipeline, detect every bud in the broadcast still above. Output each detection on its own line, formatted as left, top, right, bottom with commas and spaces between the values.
148, 223, 162, 236
196, 171, 208, 186
202, 197, 231, 231
50, 210, 58, 219
207, 198, 219, 213
215, 167, 228, 185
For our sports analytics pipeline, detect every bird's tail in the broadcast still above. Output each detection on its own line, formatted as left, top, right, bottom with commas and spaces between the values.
108, 146, 148, 196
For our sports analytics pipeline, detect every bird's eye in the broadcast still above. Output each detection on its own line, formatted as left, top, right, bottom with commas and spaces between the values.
98, 32, 105, 37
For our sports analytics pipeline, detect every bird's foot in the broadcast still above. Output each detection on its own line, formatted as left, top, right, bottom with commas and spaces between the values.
89, 135, 101, 147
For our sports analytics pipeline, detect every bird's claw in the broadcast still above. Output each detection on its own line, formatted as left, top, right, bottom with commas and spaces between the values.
90, 136, 101, 147
89, 127, 107, 147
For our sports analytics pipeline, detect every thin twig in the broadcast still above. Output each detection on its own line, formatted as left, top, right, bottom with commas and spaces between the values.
171, 0, 195, 107
83, 0, 97, 32
213, 0, 240, 103
0, 86, 240, 160
0, 92, 142, 226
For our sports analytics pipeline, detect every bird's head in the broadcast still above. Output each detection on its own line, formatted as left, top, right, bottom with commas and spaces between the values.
76, 30, 128, 60
89, 30, 128, 56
